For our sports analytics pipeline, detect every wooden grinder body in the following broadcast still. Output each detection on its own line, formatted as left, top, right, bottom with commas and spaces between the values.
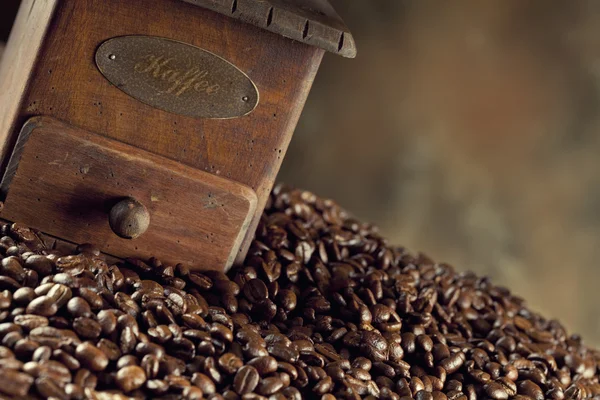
0, 0, 355, 271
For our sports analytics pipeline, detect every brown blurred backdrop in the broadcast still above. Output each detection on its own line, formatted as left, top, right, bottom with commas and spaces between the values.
2, 1, 600, 345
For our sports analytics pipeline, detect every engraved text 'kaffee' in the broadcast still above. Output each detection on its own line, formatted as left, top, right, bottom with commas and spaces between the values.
96, 36, 259, 119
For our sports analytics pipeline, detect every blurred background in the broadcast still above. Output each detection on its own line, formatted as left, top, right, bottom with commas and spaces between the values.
2, 1, 600, 345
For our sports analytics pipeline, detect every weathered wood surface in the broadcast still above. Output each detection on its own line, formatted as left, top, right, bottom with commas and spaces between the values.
1, 117, 257, 270
180, 0, 356, 57
1, 0, 324, 267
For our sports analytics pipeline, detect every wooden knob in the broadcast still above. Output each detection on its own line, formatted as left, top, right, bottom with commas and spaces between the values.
109, 198, 150, 239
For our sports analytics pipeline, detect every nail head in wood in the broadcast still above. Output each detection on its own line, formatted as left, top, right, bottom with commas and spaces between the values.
109, 197, 150, 239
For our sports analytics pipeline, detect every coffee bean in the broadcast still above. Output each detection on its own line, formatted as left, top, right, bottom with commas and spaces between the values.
483, 381, 509, 400
218, 352, 243, 374
78, 288, 103, 310
243, 279, 269, 303
75, 342, 109, 371
35, 376, 68, 400
97, 338, 122, 361
0, 368, 34, 396
192, 372, 216, 395
360, 331, 388, 362
25, 255, 53, 276
234, 365, 260, 394
46, 284, 72, 308
14, 314, 48, 330
74, 368, 97, 389
97, 309, 118, 335
73, 317, 102, 339
257, 376, 285, 395
517, 380, 544, 400
276, 289, 297, 312
26, 295, 57, 316
66, 297, 92, 318
439, 352, 466, 374
115, 365, 147, 392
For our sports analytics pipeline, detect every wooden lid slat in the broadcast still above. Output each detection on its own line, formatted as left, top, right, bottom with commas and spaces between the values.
180, 0, 356, 57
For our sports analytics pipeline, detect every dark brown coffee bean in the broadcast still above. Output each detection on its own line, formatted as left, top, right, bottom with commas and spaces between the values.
234, 365, 260, 394
243, 279, 269, 303
360, 331, 388, 362
192, 372, 216, 395
97, 338, 122, 361
53, 348, 81, 370
47, 283, 72, 308
35, 376, 68, 400
439, 352, 466, 374
268, 343, 299, 363
0, 368, 34, 396
517, 380, 544, 400
483, 381, 509, 400
74, 368, 97, 389
116, 365, 147, 392
78, 288, 103, 310
496, 377, 517, 397
14, 314, 48, 330
218, 352, 243, 374
257, 376, 285, 395
72, 317, 102, 339
25, 255, 53, 276
97, 309, 118, 335
26, 295, 58, 316
75, 342, 109, 371
13, 287, 35, 305
66, 297, 92, 318
276, 289, 297, 312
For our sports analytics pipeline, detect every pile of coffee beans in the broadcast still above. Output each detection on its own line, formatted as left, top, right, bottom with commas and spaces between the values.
0, 184, 597, 399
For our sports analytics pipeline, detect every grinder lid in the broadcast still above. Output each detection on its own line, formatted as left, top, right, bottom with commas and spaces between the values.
180, 0, 356, 58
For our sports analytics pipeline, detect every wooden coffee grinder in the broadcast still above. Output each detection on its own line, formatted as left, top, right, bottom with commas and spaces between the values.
0, 0, 355, 271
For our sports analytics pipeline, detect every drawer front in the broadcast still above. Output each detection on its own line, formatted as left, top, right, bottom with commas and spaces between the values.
1, 117, 257, 271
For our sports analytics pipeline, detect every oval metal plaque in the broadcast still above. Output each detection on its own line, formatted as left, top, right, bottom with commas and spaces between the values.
96, 36, 259, 119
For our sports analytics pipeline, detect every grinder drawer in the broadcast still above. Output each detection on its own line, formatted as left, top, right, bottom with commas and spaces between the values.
0, 117, 257, 271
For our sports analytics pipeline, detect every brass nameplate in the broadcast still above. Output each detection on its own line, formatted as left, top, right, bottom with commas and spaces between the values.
96, 36, 259, 119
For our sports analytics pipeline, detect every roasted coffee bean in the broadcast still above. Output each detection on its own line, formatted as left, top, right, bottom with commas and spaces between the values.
75, 342, 109, 371
115, 365, 147, 392
483, 381, 509, 400
46, 284, 72, 308
97, 309, 118, 335
192, 372, 216, 395
517, 380, 544, 400
14, 314, 48, 330
360, 331, 388, 362
218, 352, 243, 374
72, 317, 102, 339
0, 368, 34, 396
440, 352, 467, 374
25, 255, 53, 276
35, 376, 68, 400
247, 355, 278, 376
66, 297, 92, 318
26, 295, 57, 316
257, 376, 285, 395
98, 338, 122, 361
78, 288, 103, 310
234, 365, 260, 394
243, 279, 269, 303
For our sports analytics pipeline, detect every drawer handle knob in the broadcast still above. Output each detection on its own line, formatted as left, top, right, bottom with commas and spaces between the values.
109, 198, 150, 239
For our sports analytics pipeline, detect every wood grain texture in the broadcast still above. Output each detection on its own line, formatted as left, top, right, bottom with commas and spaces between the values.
1, 0, 324, 268
1, 117, 257, 271
0, 0, 59, 172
